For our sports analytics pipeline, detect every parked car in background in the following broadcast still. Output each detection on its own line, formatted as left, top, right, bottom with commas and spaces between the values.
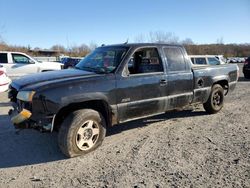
227, 57, 246, 63
190, 55, 226, 65
243, 57, 250, 79
61, 57, 82, 69
0, 65, 11, 92
0, 51, 63, 78
215, 55, 227, 64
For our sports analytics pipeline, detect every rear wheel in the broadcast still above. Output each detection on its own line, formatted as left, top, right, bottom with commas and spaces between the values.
203, 84, 224, 114
58, 109, 106, 158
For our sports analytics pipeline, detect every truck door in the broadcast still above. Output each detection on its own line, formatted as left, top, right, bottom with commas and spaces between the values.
9, 53, 39, 78
162, 46, 193, 110
116, 47, 166, 122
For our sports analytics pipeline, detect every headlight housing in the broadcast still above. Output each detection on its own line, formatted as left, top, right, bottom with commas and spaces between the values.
17, 91, 36, 102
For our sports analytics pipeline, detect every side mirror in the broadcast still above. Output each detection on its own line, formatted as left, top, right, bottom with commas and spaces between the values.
28, 59, 35, 64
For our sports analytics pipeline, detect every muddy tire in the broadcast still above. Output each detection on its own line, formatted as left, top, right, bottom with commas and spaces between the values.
203, 84, 224, 114
58, 109, 106, 158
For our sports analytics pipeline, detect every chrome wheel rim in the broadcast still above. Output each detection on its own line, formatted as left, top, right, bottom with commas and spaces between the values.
212, 91, 222, 108
76, 120, 100, 151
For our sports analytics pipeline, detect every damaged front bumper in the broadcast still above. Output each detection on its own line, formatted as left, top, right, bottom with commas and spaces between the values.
11, 109, 32, 125
9, 103, 55, 132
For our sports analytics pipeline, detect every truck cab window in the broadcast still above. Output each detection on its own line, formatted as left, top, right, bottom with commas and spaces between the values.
12, 54, 31, 64
164, 47, 186, 71
195, 58, 206, 65
0, 53, 8, 63
128, 48, 163, 74
208, 57, 220, 65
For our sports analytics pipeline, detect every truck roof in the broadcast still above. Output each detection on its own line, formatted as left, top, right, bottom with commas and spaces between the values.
0, 51, 29, 55
98, 43, 184, 48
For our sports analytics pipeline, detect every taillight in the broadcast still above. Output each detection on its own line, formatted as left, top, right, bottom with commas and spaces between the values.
0, 70, 4, 76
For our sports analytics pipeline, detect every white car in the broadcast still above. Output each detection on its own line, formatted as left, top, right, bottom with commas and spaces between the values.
0, 66, 11, 92
0, 51, 63, 78
189, 55, 226, 66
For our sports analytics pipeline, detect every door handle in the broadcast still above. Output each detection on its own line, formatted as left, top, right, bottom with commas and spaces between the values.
160, 79, 167, 86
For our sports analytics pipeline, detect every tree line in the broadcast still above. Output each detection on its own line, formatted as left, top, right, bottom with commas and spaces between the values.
184, 44, 250, 57
0, 31, 249, 57
0, 42, 96, 57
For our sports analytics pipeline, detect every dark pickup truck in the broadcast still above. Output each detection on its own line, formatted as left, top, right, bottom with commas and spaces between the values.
8, 43, 239, 157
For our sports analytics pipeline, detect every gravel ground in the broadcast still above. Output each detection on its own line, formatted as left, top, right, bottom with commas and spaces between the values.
0, 64, 249, 188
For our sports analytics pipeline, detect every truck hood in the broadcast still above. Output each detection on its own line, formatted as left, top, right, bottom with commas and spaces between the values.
12, 69, 98, 90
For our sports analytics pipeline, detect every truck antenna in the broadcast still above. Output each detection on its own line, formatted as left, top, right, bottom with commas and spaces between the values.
124, 38, 129, 44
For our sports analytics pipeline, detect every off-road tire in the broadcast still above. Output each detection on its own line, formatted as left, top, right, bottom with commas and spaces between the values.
58, 109, 106, 158
203, 84, 224, 114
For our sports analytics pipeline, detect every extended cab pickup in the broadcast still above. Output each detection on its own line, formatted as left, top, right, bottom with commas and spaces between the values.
0, 51, 63, 78
8, 43, 239, 157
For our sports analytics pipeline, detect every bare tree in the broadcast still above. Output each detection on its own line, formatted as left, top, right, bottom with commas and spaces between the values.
68, 44, 90, 57
79, 44, 90, 55
50, 44, 66, 53
0, 24, 5, 44
149, 31, 179, 44
0, 28, 4, 44
181, 38, 194, 45
216, 37, 224, 44
0, 35, 3, 44
134, 34, 146, 43
89, 41, 98, 51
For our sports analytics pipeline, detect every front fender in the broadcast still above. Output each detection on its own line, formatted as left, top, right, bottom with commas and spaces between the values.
60, 92, 109, 108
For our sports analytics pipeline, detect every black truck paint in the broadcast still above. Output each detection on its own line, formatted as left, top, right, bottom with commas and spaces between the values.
8, 43, 238, 157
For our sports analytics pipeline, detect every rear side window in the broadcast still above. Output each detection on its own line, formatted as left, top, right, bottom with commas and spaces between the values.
0, 53, 8, 63
208, 57, 220, 65
128, 48, 163, 74
164, 47, 186, 72
195, 58, 206, 65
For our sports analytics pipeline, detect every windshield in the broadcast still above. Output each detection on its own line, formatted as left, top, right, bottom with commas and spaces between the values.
75, 47, 128, 73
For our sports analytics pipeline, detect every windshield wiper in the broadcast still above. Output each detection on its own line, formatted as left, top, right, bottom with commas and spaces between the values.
80, 66, 107, 74
75, 66, 82, 70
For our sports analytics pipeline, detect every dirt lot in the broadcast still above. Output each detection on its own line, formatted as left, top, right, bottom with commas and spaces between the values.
0, 63, 249, 188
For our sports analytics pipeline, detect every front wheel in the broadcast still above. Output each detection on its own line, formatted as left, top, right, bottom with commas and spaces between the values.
58, 109, 106, 158
203, 84, 224, 114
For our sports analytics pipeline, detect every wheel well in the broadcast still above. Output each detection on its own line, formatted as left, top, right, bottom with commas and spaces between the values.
213, 80, 229, 95
53, 100, 112, 131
